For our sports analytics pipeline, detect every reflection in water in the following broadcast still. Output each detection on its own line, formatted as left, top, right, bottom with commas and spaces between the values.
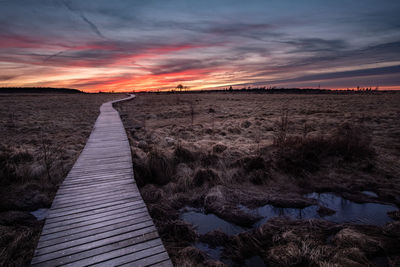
180, 208, 247, 235
181, 193, 395, 266
362, 191, 378, 198
181, 193, 394, 237
30, 208, 49, 221
306, 192, 394, 225
252, 204, 319, 227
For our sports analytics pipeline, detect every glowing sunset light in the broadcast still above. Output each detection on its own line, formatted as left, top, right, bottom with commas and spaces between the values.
1, 0, 399, 92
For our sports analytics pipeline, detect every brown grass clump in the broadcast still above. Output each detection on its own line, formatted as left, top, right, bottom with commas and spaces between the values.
174, 144, 196, 163
147, 148, 173, 185
174, 247, 207, 266
267, 239, 333, 266
193, 168, 220, 187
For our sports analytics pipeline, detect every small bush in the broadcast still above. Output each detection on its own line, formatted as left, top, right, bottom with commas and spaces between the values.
329, 123, 374, 160
275, 123, 374, 175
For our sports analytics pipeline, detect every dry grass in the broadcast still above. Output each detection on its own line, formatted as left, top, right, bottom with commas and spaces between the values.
116, 92, 400, 266
0, 93, 121, 266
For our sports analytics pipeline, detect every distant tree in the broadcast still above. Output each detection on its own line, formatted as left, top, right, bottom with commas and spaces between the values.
176, 84, 184, 92
229, 86, 233, 91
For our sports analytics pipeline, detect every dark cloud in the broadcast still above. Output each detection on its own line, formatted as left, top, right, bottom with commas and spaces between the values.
150, 59, 222, 75
276, 65, 400, 83
284, 38, 349, 53
0, 75, 17, 81
61, 0, 106, 39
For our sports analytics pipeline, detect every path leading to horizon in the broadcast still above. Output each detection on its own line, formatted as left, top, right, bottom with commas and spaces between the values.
31, 95, 172, 266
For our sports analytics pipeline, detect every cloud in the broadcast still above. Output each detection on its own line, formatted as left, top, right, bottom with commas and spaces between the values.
283, 38, 349, 53
61, 0, 106, 39
1, 1, 400, 91
275, 65, 400, 83
0, 75, 17, 81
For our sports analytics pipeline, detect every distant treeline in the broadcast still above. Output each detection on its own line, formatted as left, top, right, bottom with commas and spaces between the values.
0, 87, 83, 94
143, 87, 396, 95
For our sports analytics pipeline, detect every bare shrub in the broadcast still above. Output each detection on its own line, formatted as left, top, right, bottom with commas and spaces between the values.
189, 101, 195, 126
273, 109, 289, 148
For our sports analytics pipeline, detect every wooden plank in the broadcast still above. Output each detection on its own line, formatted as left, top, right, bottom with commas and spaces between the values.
37, 214, 152, 248
41, 207, 149, 236
73, 243, 166, 267
45, 200, 143, 224
35, 221, 155, 256
43, 203, 146, 230
31, 229, 159, 266
52, 184, 136, 200
50, 192, 140, 209
48, 196, 142, 215
46, 198, 140, 219
119, 251, 172, 267
31, 94, 171, 266
38, 212, 150, 243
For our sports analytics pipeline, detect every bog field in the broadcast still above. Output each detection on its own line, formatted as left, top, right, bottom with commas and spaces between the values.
1, 92, 399, 266
116, 92, 400, 266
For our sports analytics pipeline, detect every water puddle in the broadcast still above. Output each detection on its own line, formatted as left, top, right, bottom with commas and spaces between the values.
180, 207, 247, 235
181, 193, 395, 237
30, 208, 49, 221
241, 193, 394, 226
306, 192, 394, 225
246, 204, 320, 227
362, 191, 378, 198
244, 256, 266, 267
180, 193, 395, 265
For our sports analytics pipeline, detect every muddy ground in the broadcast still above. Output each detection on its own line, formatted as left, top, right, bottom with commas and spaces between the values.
116, 92, 400, 266
0, 93, 121, 266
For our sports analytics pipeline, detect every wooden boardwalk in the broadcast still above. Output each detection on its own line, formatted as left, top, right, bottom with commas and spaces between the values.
31, 95, 172, 267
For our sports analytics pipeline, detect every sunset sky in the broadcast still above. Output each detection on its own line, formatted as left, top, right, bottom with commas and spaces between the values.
1, 0, 399, 92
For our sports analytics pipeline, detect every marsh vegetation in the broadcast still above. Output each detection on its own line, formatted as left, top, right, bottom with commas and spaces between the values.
0, 93, 120, 266
116, 92, 400, 266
